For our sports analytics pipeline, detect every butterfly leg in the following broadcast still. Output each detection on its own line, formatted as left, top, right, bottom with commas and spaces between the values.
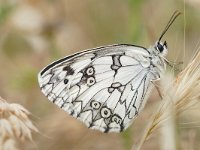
151, 81, 163, 100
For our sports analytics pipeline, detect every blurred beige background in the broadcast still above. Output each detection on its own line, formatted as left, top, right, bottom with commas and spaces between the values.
0, 0, 200, 150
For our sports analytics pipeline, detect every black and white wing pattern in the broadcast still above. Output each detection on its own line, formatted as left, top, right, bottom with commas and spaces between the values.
38, 44, 159, 133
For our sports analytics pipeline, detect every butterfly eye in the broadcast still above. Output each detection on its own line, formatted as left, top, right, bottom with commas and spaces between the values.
86, 67, 95, 76
100, 107, 112, 118
157, 42, 164, 52
86, 77, 96, 86
90, 100, 101, 110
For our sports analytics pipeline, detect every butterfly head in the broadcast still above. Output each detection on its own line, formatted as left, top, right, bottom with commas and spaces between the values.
155, 41, 168, 56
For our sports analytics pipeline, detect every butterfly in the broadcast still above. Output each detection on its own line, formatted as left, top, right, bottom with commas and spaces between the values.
38, 11, 181, 133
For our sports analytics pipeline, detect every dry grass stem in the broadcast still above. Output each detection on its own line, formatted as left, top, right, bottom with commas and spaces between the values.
133, 49, 200, 150
0, 97, 38, 150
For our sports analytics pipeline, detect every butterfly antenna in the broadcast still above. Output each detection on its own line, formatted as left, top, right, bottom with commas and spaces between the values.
158, 10, 181, 42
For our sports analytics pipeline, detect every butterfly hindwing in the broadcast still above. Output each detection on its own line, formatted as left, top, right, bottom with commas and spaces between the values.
38, 44, 156, 132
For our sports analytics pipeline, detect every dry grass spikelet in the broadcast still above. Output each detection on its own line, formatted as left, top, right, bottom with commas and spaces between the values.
0, 97, 38, 150
133, 49, 200, 150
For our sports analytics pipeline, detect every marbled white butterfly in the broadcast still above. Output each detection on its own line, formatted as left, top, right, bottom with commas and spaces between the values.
38, 11, 180, 133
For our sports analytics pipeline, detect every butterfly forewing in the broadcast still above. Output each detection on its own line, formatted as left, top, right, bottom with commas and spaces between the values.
38, 44, 158, 132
